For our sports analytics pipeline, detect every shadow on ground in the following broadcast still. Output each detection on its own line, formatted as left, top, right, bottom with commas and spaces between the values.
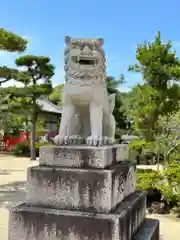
0, 181, 27, 208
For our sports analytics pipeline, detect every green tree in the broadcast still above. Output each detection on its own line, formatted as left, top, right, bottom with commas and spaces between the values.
48, 84, 64, 106
157, 112, 180, 164
0, 87, 31, 127
0, 28, 27, 86
106, 74, 125, 91
0, 28, 27, 52
0, 93, 12, 132
128, 31, 180, 140
0, 28, 27, 130
0, 67, 19, 86
106, 75, 127, 138
8, 55, 55, 160
126, 84, 160, 139
129, 101, 180, 166
3, 114, 26, 136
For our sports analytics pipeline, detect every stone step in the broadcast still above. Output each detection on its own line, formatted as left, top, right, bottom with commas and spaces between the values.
26, 162, 136, 213
9, 190, 146, 240
39, 144, 129, 168
132, 218, 159, 240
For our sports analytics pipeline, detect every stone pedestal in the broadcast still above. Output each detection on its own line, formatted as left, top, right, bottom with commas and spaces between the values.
39, 144, 129, 168
26, 162, 136, 212
9, 144, 159, 240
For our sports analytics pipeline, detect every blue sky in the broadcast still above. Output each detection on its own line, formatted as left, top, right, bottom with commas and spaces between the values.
1, 0, 180, 91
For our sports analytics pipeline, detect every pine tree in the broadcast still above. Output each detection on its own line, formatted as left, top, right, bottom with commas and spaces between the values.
128, 31, 180, 140
0, 28, 27, 130
7, 55, 55, 160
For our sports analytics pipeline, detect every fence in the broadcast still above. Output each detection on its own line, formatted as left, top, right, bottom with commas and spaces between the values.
0, 140, 9, 151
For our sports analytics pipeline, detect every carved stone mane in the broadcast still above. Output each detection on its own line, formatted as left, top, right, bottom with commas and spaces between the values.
64, 37, 106, 86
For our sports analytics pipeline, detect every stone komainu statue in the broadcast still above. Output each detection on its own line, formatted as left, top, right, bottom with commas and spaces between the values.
54, 36, 116, 146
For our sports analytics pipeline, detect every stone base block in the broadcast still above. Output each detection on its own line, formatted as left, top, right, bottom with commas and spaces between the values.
26, 162, 136, 212
39, 144, 129, 168
9, 191, 146, 240
132, 218, 159, 240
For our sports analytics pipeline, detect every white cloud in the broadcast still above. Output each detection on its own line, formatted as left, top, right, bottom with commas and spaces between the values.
119, 85, 131, 92
1, 79, 24, 87
53, 83, 59, 87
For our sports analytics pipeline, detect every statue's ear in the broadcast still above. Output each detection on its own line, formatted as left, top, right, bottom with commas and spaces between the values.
97, 38, 104, 46
65, 36, 71, 44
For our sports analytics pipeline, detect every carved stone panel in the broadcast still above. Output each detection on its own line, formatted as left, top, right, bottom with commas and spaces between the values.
39, 144, 129, 168
26, 162, 136, 213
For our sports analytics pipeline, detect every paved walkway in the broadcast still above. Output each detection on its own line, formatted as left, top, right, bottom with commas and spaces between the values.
0, 154, 180, 239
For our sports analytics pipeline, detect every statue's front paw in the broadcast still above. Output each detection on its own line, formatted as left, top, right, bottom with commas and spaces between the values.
53, 135, 69, 145
103, 136, 115, 145
86, 135, 102, 146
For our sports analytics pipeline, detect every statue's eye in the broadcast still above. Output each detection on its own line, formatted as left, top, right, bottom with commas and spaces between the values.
72, 43, 78, 49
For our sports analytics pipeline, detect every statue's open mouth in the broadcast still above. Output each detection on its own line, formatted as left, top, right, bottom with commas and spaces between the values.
72, 56, 97, 66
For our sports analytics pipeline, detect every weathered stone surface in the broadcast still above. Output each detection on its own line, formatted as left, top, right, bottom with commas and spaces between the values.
26, 162, 136, 212
39, 144, 129, 168
54, 37, 116, 147
132, 218, 159, 240
9, 191, 146, 240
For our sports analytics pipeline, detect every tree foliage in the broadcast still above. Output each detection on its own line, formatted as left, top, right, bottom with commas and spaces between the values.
48, 84, 64, 106
129, 31, 180, 87
0, 28, 27, 126
106, 74, 125, 91
128, 31, 180, 140
106, 76, 128, 138
0, 28, 27, 52
129, 108, 180, 166
8, 55, 55, 160
0, 66, 18, 85
127, 84, 161, 139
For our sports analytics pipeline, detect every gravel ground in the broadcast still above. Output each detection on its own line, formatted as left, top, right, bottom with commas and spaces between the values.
0, 154, 179, 240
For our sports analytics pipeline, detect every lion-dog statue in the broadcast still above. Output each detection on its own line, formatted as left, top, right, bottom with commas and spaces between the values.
54, 36, 116, 146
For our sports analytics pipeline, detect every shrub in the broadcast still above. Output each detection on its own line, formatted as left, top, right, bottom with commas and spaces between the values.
168, 152, 180, 164
136, 163, 180, 215
11, 141, 30, 156
136, 169, 163, 207
158, 183, 179, 205
136, 169, 162, 190
160, 164, 180, 204
163, 163, 180, 183
171, 203, 180, 217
